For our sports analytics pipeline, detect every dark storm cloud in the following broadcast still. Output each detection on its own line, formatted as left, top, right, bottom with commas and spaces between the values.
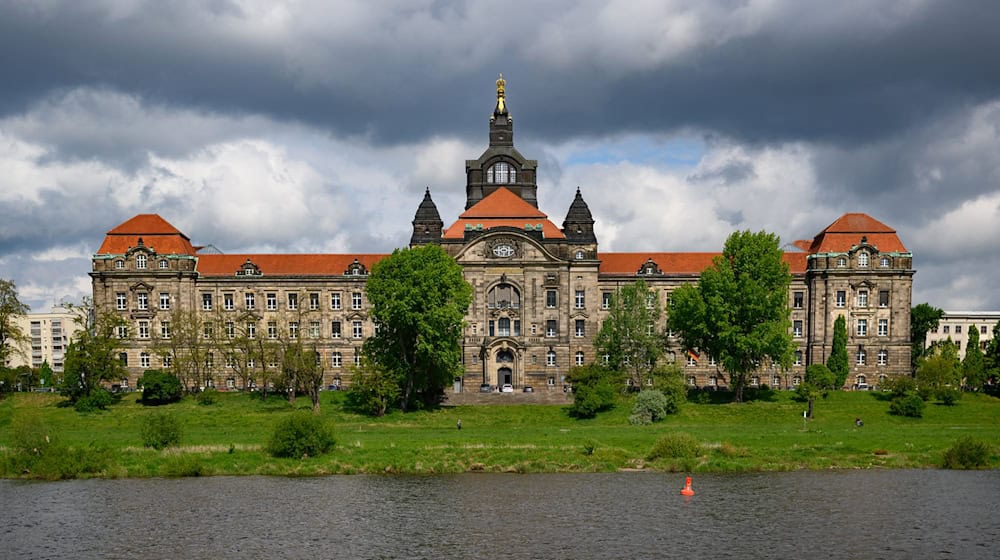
2, 1, 998, 149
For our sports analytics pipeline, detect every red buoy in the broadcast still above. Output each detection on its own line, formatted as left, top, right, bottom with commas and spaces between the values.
680, 476, 695, 496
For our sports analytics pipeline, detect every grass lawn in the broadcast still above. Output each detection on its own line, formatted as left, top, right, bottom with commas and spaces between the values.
1, 389, 998, 479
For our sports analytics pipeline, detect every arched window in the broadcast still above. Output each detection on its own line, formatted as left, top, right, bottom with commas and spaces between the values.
486, 161, 516, 184
856, 349, 867, 365
546, 350, 556, 366
858, 252, 869, 267
836, 257, 847, 267
159, 259, 169, 269
488, 283, 520, 309
879, 256, 890, 267
575, 351, 585, 366
497, 350, 514, 363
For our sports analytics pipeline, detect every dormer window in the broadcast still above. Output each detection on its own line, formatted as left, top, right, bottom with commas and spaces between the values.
575, 250, 585, 260
858, 252, 869, 268
115, 260, 125, 269
879, 256, 890, 267
486, 161, 516, 184
159, 259, 169, 269
837, 257, 847, 267
136, 254, 147, 269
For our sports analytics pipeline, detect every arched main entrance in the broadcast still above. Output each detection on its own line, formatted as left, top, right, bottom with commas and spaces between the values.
496, 349, 514, 386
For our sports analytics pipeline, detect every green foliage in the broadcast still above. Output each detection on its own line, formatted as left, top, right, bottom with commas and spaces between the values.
139, 369, 183, 405
917, 340, 961, 403
140, 412, 183, 450
911, 303, 944, 370
889, 394, 925, 418
942, 436, 991, 469
882, 375, 917, 398
345, 360, 402, 417
826, 316, 849, 388
647, 432, 701, 460
37, 361, 55, 390
266, 412, 335, 458
962, 325, 986, 390
0, 278, 31, 367
196, 388, 219, 406
282, 343, 324, 413
629, 390, 670, 425
594, 279, 664, 387
74, 388, 117, 413
3, 413, 109, 479
60, 309, 127, 403
805, 363, 836, 392
582, 439, 597, 456
984, 321, 1000, 389
669, 230, 794, 402
567, 364, 619, 418
363, 244, 473, 411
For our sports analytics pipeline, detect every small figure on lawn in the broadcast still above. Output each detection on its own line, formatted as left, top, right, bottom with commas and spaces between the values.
855, 417, 864, 427
457, 419, 462, 430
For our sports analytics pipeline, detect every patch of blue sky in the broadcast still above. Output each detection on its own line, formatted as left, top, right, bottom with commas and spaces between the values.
563, 135, 705, 168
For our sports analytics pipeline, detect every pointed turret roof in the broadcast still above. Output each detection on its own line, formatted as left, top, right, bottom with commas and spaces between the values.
412, 188, 443, 224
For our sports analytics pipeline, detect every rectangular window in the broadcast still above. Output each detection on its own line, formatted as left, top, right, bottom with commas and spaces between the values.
546, 351, 556, 366
575, 289, 585, 309
202, 293, 213, 311
879, 290, 889, 308
245, 293, 255, 310
513, 320, 521, 337
268, 321, 277, 339
602, 292, 612, 309
878, 319, 888, 337
287, 293, 298, 310
205, 353, 214, 369
835, 291, 846, 308
793, 291, 804, 309
162, 354, 172, 368
498, 317, 511, 336
794, 350, 803, 366
489, 320, 495, 337
943, 325, 950, 334
331, 292, 341, 310
266, 292, 277, 310
878, 349, 888, 366
857, 290, 868, 308
116, 292, 127, 310
288, 321, 299, 339
223, 293, 234, 310
226, 321, 235, 339
546, 290, 557, 308
793, 320, 803, 337
119, 352, 128, 366
354, 352, 361, 367
309, 293, 320, 310
546, 320, 557, 337
137, 292, 148, 310
331, 352, 342, 368
645, 293, 655, 309
955, 325, 962, 334
575, 319, 585, 338
246, 322, 256, 339
352, 292, 362, 310
856, 350, 866, 366
160, 321, 171, 339
352, 320, 363, 339
140, 353, 150, 368
116, 325, 129, 339
310, 321, 320, 339
331, 320, 342, 338
203, 323, 214, 339
857, 319, 868, 337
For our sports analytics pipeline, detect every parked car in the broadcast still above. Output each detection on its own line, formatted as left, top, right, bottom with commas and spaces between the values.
522, 385, 534, 393
501, 384, 514, 393
479, 383, 493, 393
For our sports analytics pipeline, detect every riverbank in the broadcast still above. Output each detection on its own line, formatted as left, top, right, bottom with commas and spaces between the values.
1, 390, 997, 478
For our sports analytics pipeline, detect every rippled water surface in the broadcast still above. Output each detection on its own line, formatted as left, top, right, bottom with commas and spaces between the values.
2, 470, 998, 559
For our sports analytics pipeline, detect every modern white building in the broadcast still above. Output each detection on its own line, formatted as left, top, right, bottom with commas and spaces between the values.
4, 311, 83, 373
926, 311, 1000, 360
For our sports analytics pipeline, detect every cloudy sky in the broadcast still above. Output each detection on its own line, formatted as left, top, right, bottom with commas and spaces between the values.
2, 0, 999, 312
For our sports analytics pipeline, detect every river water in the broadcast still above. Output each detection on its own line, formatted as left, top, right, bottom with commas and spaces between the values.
2, 470, 998, 559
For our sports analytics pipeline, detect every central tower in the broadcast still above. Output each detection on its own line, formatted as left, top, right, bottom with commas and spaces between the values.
464, 74, 539, 209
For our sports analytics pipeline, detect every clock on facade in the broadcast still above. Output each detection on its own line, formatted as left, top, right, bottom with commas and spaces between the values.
492, 243, 515, 257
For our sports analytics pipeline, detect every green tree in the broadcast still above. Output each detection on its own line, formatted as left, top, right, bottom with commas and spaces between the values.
37, 360, 55, 390
594, 279, 664, 388
138, 369, 183, 405
963, 325, 986, 390
669, 230, 795, 402
567, 363, 620, 419
918, 339, 961, 403
798, 363, 836, 418
984, 321, 1000, 391
0, 278, 31, 367
910, 303, 944, 371
283, 343, 324, 414
345, 358, 402, 417
61, 310, 127, 408
826, 315, 849, 389
363, 245, 472, 411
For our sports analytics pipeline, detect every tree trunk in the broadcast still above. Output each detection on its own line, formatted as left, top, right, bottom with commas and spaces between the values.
807, 397, 814, 419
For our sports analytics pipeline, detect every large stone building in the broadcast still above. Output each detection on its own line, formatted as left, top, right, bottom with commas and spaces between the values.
91, 77, 915, 392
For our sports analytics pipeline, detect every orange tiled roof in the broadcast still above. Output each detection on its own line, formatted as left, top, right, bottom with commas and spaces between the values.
806, 213, 908, 253
598, 252, 808, 275
444, 187, 565, 239
195, 254, 388, 277
97, 214, 197, 255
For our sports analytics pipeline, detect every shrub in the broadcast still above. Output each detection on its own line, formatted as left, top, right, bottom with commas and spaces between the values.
567, 364, 619, 419
936, 387, 961, 405
196, 388, 219, 406
889, 394, 925, 418
648, 432, 701, 460
582, 439, 597, 456
267, 412, 335, 458
883, 375, 917, 398
139, 369, 183, 405
140, 412, 183, 450
942, 436, 991, 469
74, 388, 116, 413
629, 390, 670, 425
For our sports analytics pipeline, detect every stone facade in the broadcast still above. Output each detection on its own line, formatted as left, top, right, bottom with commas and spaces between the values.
90, 78, 915, 392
